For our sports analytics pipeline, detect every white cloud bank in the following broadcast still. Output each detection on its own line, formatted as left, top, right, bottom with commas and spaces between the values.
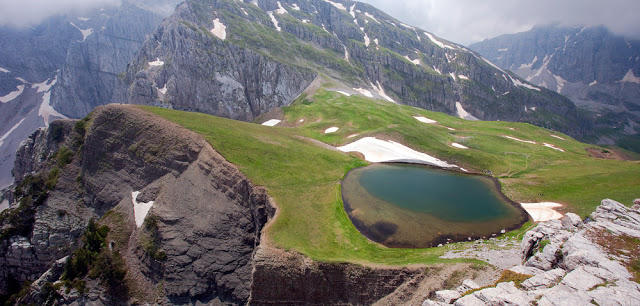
358, 0, 640, 45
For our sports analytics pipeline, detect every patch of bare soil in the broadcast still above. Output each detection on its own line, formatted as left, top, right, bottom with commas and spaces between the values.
586, 147, 631, 161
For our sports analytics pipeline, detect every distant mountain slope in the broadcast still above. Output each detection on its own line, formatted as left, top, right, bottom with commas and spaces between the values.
0, 1, 171, 189
470, 24, 640, 151
121, 0, 589, 132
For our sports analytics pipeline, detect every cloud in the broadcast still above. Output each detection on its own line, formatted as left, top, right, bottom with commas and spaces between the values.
0, 0, 122, 27
358, 0, 640, 45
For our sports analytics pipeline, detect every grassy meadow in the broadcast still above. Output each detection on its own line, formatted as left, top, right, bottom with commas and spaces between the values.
140, 87, 639, 265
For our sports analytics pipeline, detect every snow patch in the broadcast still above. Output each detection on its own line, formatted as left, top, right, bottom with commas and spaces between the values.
413, 116, 436, 124
519, 56, 538, 69
371, 81, 396, 103
511, 76, 541, 91
455, 102, 478, 121
35, 76, 66, 126
291, 3, 300, 11
349, 4, 356, 18
503, 135, 536, 144
424, 32, 445, 48
0, 67, 10, 73
262, 119, 281, 126
240, 7, 249, 15
363, 32, 370, 47
550, 135, 566, 141
301, 19, 310, 23
158, 83, 168, 95
338, 137, 459, 168
449, 72, 456, 81
542, 143, 565, 152
432, 66, 442, 75
0, 85, 25, 103
621, 69, 640, 84
69, 22, 93, 42
498, 48, 509, 52
589, 80, 598, 87
0, 117, 26, 148
275, 1, 288, 14
325, 127, 339, 133
77, 17, 90, 21
451, 143, 468, 149
336, 90, 351, 96
132, 191, 154, 228
373, 38, 379, 45
457, 75, 469, 80
148, 58, 164, 66
520, 202, 563, 222
210, 18, 227, 40
353, 87, 373, 98
343, 46, 349, 61
323, 0, 346, 10
404, 55, 419, 65
267, 12, 281, 32
399, 22, 414, 30
364, 12, 380, 24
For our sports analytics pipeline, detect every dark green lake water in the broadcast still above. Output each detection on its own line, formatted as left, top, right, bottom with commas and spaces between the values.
342, 164, 529, 248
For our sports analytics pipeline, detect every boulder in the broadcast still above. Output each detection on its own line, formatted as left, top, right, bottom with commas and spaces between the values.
509, 265, 544, 276
559, 267, 604, 291
434, 290, 462, 303
521, 268, 565, 290
561, 213, 582, 230
472, 282, 534, 305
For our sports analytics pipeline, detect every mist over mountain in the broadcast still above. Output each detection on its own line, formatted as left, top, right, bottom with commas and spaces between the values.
471, 24, 640, 151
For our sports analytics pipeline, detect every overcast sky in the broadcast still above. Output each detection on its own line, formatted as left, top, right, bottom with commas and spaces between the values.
0, 0, 180, 27
1, 0, 639, 45
358, 0, 640, 45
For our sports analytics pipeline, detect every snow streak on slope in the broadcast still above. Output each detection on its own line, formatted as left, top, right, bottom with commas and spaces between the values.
0, 118, 26, 148
0, 85, 25, 103
33, 76, 67, 126
69, 22, 93, 42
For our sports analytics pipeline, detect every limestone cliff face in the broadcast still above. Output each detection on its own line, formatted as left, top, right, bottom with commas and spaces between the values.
121, 0, 589, 136
1, 105, 275, 304
50, 1, 166, 119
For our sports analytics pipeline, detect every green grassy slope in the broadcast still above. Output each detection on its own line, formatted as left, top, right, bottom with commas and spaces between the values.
140, 88, 639, 265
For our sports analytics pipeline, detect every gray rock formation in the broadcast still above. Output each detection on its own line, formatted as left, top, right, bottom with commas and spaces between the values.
121, 0, 590, 135
423, 199, 640, 305
1, 105, 275, 304
470, 24, 640, 151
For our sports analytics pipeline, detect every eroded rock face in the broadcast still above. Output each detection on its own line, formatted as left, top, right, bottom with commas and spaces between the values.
1, 105, 275, 304
250, 245, 425, 305
424, 199, 640, 305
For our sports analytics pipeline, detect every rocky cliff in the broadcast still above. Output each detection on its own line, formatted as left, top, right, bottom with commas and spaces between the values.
470, 24, 640, 151
121, 0, 590, 135
423, 198, 640, 305
1, 105, 275, 304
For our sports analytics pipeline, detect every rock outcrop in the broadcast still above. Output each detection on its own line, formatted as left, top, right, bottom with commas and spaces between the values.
1, 105, 276, 304
423, 198, 640, 305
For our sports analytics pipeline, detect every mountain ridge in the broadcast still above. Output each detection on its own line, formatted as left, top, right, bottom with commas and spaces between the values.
470, 24, 640, 151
